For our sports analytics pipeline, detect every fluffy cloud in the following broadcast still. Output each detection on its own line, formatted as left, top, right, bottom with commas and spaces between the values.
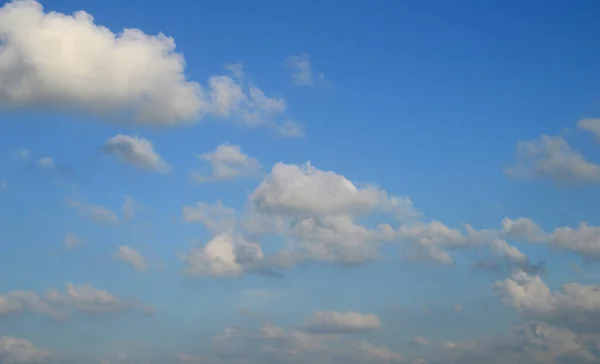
0, 1, 302, 134
102, 135, 170, 173
504, 135, 600, 183
191, 143, 261, 183
46, 283, 127, 314
395, 221, 494, 265
0, 336, 50, 364
67, 199, 118, 224
502, 217, 600, 259
37, 157, 54, 169
115, 246, 148, 271
306, 311, 381, 334
181, 233, 265, 277
250, 162, 417, 219
63, 233, 85, 250
494, 269, 600, 331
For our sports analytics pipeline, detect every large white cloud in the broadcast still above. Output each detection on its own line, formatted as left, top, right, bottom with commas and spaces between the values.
102, 135, 170, 173
0, 0, 302, 134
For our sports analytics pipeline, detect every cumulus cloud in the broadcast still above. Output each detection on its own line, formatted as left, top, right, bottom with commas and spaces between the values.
504, 135, 600, 184
121, 195, 135, 221
502, 217, 600, 260
191, 143, 261, 183
63, 233, 85, 250
0, 336, 50, 364
181, 233, 265, 277
306, 311, 381, 333
494, 269, 600, 331
116, 246, 148, 271
102, 135, 170, 173
396, 221, 494, 265
0, 0, 302, 134
250, 162, 417, 219
67, 199, 118, 224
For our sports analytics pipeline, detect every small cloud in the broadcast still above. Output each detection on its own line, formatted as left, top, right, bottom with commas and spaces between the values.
10, 148, 30, 161
37, 157, 55, 169
116, 246, 149, 271
102, 134, 170, 174
410, 336, 429, 346
67, 199, 119, 225
63, 233, 85, 250
284, 53, 330, 88
191, 143, 261, 183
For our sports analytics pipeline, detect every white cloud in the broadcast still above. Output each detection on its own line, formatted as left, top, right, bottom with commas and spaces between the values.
494, 269, 600, 330
63, 232, 85, 250
0, 1, 302, 135
578, 118, 600, 140
504, 135, 600, 183
502, 217, 600, 259
250, 162, 417, 219
396, 221, 494, 265
181, 233, 264, 277
0, 336, 50, 364
181, 200, 236, 232
306, 311, 381, 333
116, 246, 148, 271
36, 157, 54, 169
191, 143, 261, 183
67, 199, 118, 224
284, 53, 330, 88
103, 135, 170, 173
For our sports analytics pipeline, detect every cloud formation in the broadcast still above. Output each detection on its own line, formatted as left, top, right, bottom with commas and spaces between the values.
191, 143, 261, 183
103, 135, 170, 173
306, 311, 381, 334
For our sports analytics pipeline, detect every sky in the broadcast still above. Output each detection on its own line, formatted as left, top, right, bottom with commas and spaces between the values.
2, 0, 600, 363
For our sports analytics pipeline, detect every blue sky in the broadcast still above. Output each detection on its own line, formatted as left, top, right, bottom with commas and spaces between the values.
2, 0, 600, 363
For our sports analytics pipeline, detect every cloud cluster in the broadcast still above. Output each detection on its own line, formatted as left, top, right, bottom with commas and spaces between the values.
0, 283, 151, 320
